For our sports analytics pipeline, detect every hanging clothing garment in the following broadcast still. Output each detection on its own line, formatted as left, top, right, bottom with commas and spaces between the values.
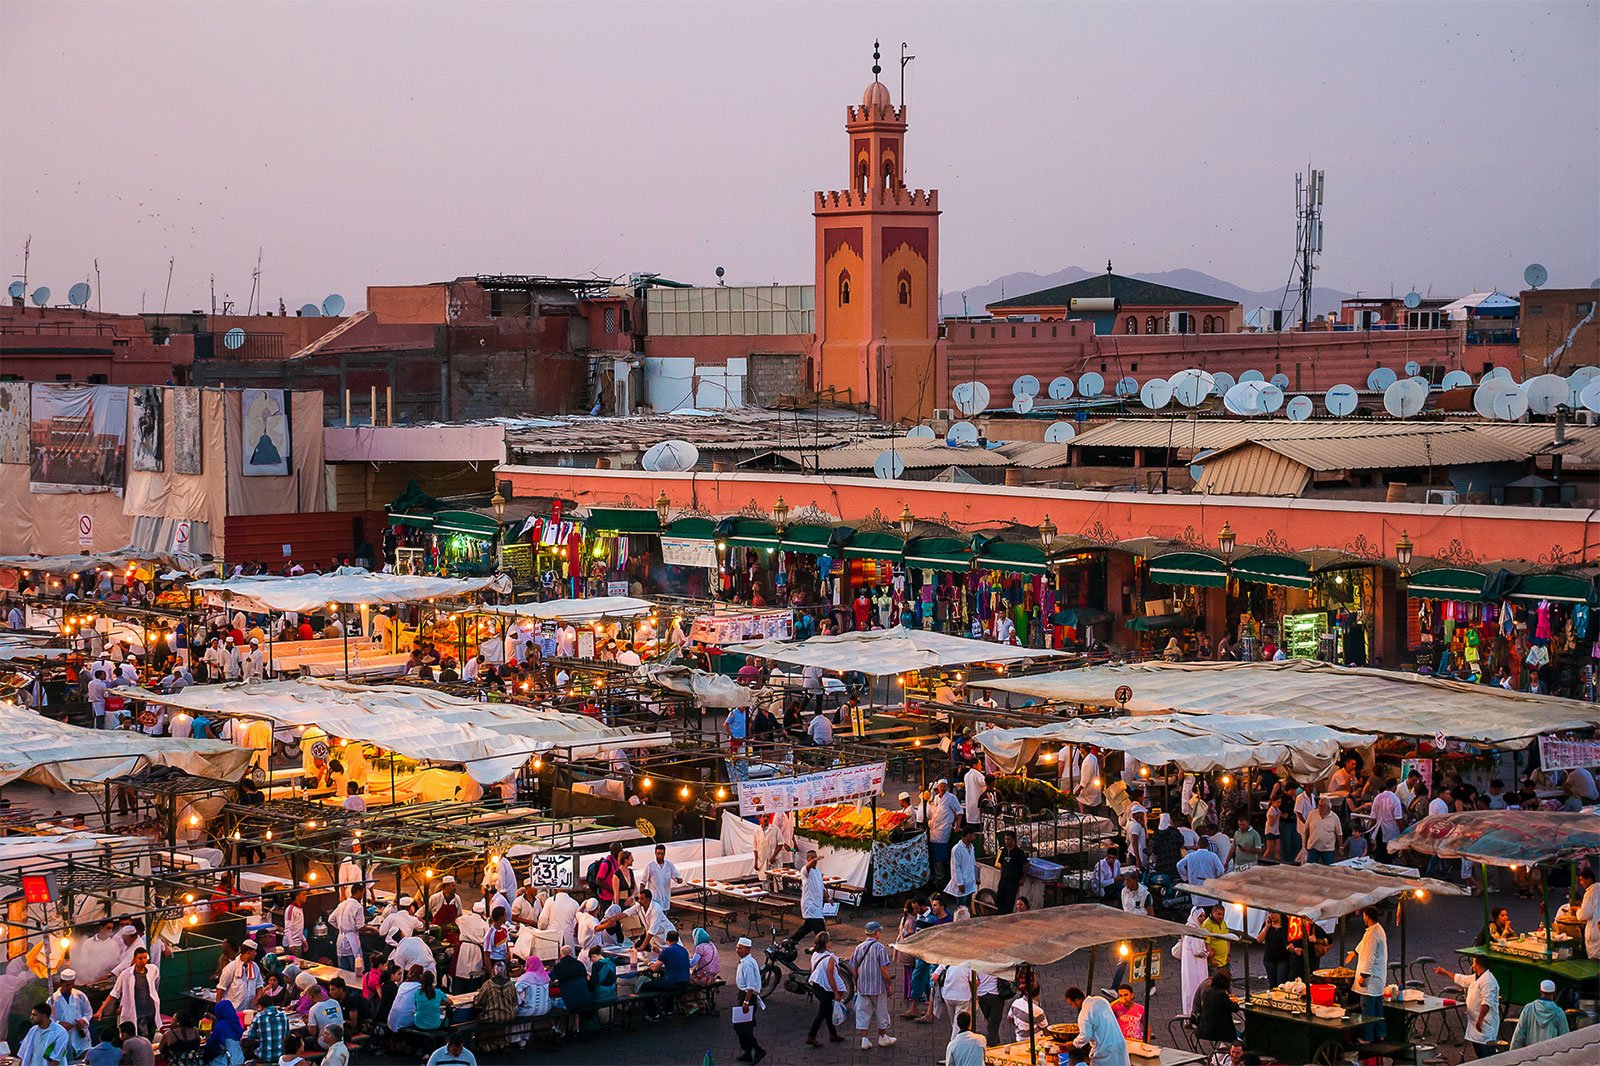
1536, 600, 1554, 641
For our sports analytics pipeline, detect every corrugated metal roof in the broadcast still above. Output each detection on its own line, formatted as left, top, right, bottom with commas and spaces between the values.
1195, 448, 1312, 496
1234, 433, 1531, 471
993, 441, 1072, 468
764, 441, 1014, 472
1071, 419, 1486, 451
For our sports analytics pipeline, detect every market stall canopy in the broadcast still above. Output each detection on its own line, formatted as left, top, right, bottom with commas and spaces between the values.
895, 903, 1215, 978
132, 678, 671, 785
1392, 811, 1600, 868
1176, 863, 1463, 924
972, 661, 1600, 748
1473, 1025, 1600, 1066
976, 712, 1374, 780
473, 596, 656, 625
0, 705, 252, 790
728, 629, 1065, 678
638, 663, 756, 708
0, 549, 201, 576
187, 568, 508, 613
0, 634, 69, 661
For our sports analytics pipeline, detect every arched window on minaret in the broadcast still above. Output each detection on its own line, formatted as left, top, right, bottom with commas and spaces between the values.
857, 160, 869, 197
897, 272, 912, 306
884, 157, 896, 191
839, 271, 852, 306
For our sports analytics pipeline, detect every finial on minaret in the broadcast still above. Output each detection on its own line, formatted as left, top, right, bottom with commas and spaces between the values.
1106, 259, 1114, 275
872, 39, 882, 80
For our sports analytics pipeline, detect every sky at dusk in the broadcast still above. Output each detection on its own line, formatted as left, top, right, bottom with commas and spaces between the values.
3, 1, 1596, 315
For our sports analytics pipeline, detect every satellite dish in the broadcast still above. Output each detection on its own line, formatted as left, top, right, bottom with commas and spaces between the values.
951, 381, 991, 416
715, 266, 725, 279
1078, 372, 1105, 398
1366, 367, 1397, 391
1285, 395, 1314, 421
1325, 384, 1359, 416
1270, 372, 1290, 389
6, 281, 22, 299
1484, 366, 1514, 382
1211, 371, 1236, 395
1169, 369, 1215, 408
1473, 378, 1514, 419
1043, 421, 1077, 443
67, 282, 91, 307
321, 293, 346, 317
641, 439, 700, 472
1257, 383, 1285, 413
1404, 360, 1421, 377
1403, 291, 1422, 310
1239, 369, 1265, 384
1012, 393, 1035, 414
223, 327, 247, 350
1114, 376, 1139, 398
1012, 374, 1040, 398
1525, 373, 1572, 415
1188, 449, 1215, 483
1440, 370, 1473, 390
1047, 376, 1074, 401
299, 303, 321, 317
1139, 378, 1174, 410
873, 450, 907, 480
30, 286, 50, 306
1223, 381, 1264, 416
947, 421, 980, 446
1492, 384, 1529, 421
1579, 378, 1600, 415
1383, 378, 1427, 418
1524, 263, 1549, 289
905, 425, 936, 439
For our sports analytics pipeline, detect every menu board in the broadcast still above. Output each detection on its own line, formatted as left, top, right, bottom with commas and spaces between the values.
662, 536, 718, 568
737, 762, 887, 816
1539, 734, 1600, 772
691, 608, 794, 644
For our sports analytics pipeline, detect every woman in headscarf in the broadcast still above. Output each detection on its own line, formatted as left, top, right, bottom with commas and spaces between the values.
688, 928, 720, 987
1162, 638, 1184, 662
586, 945, 618, 1006
204, 1000, 245, 1066
1176, 908, 1211, 1020
514, 957, 552, 1018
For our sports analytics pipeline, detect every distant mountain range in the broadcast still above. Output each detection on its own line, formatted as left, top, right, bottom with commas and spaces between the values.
939, 266, 1353, 320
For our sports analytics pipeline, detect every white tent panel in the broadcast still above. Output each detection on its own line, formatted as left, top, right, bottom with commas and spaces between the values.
729, 629, 1064, 678
187, 568, 507, 613
474, 596, 656, 625
0, 706, 253, 790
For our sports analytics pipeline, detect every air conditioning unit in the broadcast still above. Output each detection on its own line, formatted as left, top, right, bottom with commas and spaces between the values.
1425, 489, 1458, 506
1167, 311, 1192, 334
933, 408, 954, 421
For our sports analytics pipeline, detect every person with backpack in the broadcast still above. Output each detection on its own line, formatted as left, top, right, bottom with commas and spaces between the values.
590, 843, 625, 909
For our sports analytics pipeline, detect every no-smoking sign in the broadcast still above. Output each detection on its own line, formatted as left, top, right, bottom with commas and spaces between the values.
77, 514, 93, 547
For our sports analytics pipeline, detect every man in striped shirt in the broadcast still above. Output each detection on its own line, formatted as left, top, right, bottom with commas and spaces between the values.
849, 921, 897, 1050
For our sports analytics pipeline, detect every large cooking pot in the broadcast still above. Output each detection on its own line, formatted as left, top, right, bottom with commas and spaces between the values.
1313, 967, 1357, 994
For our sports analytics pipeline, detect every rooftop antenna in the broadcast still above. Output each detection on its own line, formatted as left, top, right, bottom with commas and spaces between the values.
93, 259, 102, 312
899, 41, 914, 108
21, 235, 30, 294
209, 272, 216, 317
248, 247, 263, 315
1294, 164, 1325, 329
162, 257, 175, 315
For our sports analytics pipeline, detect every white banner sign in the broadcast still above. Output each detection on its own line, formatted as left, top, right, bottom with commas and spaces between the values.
1539, 734, 1600, 772
527, 852, 578, 890
737, 762, 887, 817
661, 536, 718, 568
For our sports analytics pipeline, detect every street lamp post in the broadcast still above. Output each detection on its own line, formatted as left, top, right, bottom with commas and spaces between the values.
654, 490, 671, 528
1395, 530, 1413, 579
898, 504, 916, 539
1038, 515, 1057, 552
1216, 521, 1237, 563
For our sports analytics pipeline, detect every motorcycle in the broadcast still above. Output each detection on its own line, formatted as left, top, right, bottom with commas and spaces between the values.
758, 927, 856, 998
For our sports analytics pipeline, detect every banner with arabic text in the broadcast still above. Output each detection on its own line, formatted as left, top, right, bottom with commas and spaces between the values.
737, 761, 886, 817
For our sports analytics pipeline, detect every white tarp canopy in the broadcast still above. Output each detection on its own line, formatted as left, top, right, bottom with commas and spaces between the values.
0, 549, 201, 575
187, 567, 508, 613
132, 677, 673, 785
472, 596, 656, 625
729, 629, 1064, 678
977, 712, 1375, 780
638, 663, 756, 708
973, 660, 1600, 748
0, 705, 253, 790
0, 635, 68, 662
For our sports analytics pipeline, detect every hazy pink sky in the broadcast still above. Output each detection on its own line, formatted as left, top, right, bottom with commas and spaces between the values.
3, 1, 1596, 314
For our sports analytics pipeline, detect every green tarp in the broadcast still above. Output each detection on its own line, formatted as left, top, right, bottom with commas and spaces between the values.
724, 518, 780, 552
667, 516, 717, 541
842, 531, 904, 561
904, 536, 972, 573
430, 510, 501, 539
1231, 552, 1313, 590
1507, 570, 1599, 605
1407, 567, 1508, 602
583, 508, 662, 534
1148, 551, 1228, 589
1126, 613, 1193, 631
977, 541, 1049, 575
779, 524, 835, 556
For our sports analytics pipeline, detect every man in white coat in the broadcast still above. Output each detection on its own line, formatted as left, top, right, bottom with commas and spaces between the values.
538, 888, 580, 949
328, 884, 369, 971
961, 763, 987, 835
926, 779, 963, 887
1346, 906, 1389, 1041
1571, 867, 1600, 960
453, 900, 489, 987
19, 1003, 69, 1066
215, 940, 265, 1011
945, 828, 978, 910
97, 947, 161, 1038
1067, 988, 1131, 1066
47, 970, 93, 1059
1177, 909, 1211, 1020
379, 897, 426, 947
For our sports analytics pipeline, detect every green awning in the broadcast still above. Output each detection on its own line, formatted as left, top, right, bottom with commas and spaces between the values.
1507, 571, 1599, 605
904, 536, 972, 573
725, 518, 780, 552
1232, 552, 1313, 589
583, 508, 662, 535
1125, 613, 1193, 632
389, 512, 435, 530
779, 524, 835, 556
1148, 551, 1228, 589
431, 509, 502, 539
1406, 567, 1498, 602
976, 541, 1050, 575
842, 531, 904, 561
667, 516, 718, 541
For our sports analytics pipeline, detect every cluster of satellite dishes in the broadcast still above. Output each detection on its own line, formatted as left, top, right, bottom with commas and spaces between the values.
298, 294, 346, 318
9, 280, 92, 308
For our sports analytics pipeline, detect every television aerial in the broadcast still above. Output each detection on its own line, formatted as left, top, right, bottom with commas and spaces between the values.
1223, 380, 1265, 416
1257, 382, 1285, 413
1568, 366, 1600, 389
641, 439, 699, 472
1440, 370, 1473, 390
951, 381, 990, 417
905, 425, 936, 439
873, 450, 906, 480
1403, 291, 1422, 310
1078, 371, 1105, 398
321, 293, 346, 317
299, 303, 321, 317
30, 286, 50, 307
1473, 378, 1527, 421
223, 327, 247, 350
67, 282, 91, 307
1366, 367, 1397, 391
1383, 378, 1427, 418
947, 421, 980, 446
1047, 376, 1074, 401
1524, 263, 1548, 289
1483, 366, 1514, 383
1139, 378, 1173, 410
1325, 384, 1359, 417
1043, 421, 1076, 443
1285, 395, 1314, 421
1012, 374, 1040, 398
1404, 360, 1421, 377
1012, 393, 1034, 414
6, 281, 23, 300
1270, 373, 1290, 390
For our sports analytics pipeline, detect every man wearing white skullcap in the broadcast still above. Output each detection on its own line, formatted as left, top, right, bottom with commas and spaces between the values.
48, 969, 93, 1057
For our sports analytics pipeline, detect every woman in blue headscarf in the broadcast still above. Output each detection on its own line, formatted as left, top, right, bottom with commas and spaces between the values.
204, 1000, 245, 1066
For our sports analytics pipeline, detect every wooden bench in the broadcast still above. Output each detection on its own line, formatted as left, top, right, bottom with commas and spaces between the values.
614, 979, 726, 1028
676, 899, 739, 941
